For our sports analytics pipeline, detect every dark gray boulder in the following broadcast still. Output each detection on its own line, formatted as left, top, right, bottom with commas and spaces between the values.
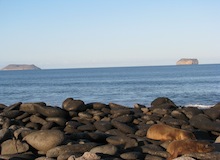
190, 114, 220, 132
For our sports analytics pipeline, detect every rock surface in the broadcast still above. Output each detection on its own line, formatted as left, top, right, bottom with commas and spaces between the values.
0, 97, 219, 160
176, 58, 199, 65
2, 64, 41, 70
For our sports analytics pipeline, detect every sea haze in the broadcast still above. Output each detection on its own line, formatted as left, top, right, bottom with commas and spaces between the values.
0, 64, 219, 108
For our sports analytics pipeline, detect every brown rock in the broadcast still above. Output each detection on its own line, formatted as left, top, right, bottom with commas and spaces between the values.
23, 130, 65, 152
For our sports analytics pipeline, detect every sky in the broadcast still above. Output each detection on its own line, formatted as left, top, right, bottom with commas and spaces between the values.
0, 0, 220, 69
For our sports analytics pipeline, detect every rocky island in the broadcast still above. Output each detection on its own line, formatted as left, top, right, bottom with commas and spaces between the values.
176, 58, 199, 65
1, 64, 41, 71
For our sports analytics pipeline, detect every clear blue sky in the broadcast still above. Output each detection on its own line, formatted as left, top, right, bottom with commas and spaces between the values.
0, 0, 219, 69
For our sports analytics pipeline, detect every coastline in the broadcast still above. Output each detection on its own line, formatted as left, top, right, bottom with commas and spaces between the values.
0, 97, 219, 159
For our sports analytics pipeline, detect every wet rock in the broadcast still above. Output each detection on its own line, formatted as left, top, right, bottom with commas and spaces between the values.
23, 130, 65, 152
1, 139, 29, 155
62, 98, 74, 109
90, 144, 118, 156
63, 99, 86, 112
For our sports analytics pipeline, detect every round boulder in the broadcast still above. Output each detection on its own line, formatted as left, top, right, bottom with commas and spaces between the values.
23, 130, 65, 152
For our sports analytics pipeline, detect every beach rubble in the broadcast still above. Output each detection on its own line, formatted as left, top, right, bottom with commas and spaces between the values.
0, 97, 219, 160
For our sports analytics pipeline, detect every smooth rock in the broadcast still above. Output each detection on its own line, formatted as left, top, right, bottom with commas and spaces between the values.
203, 108, 220, 120
111, 120, 135, 134
75, 152, 101, 160
120, 152, 142, 160
94, 121, 112, 132
181, 107, 203, 119
63, 99, 86, 112
185, 152, 220, 160
151, 97, 177, 109
46, 117, 67, 126
215, 136, 220, 143
23, 130, 65, 152
90, 144, 118, 155
114, 114, 134, 123
190, 114, 220, 132
1, 139, 29, 155
46, 143, 98, 158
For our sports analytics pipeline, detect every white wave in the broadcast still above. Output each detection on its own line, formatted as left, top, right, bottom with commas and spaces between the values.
185, 104, 213, 109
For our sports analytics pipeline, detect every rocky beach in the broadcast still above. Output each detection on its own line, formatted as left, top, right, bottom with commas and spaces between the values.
0, 97, 220, 160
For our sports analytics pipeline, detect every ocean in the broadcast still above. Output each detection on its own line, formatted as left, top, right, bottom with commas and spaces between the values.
0, 64, 219, 108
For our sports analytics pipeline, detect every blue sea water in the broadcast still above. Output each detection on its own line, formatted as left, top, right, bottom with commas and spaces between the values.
0, 64, 219, 108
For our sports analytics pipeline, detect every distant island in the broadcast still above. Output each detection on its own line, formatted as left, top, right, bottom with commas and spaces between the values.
176, 58, 199, 65
1, 64, 41, 71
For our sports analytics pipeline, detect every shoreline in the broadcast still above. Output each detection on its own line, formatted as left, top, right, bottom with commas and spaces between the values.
0, 97, 220, 160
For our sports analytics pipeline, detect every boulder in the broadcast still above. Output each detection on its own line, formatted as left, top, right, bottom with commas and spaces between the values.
23, 130, 65, 152
90, 144, 118, 156
1, 139, 29, 155
63, 99, 86, 112
151, 97, 177, 109
190, 114, 220, 132
46, 143, 98, 158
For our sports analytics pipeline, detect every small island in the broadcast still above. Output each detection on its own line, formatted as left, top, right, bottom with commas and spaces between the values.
1, 64, 41, 71
176, 58, 199, 65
